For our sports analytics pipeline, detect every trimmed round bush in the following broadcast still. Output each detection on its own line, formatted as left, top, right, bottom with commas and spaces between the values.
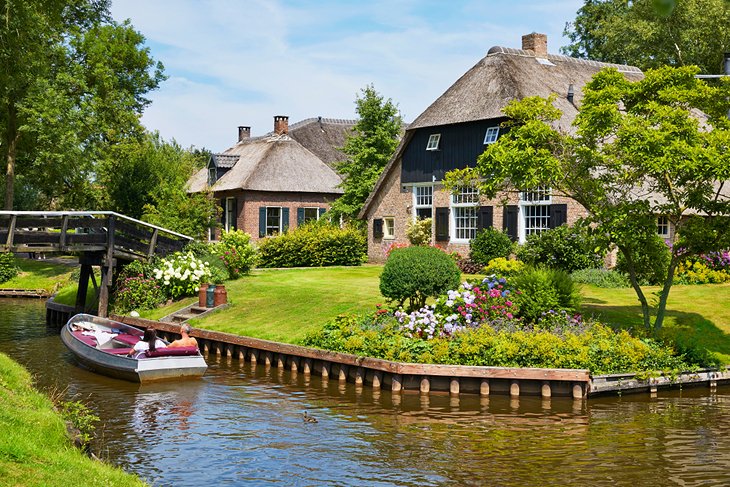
469, 227, 513, 265
516, 222, 605, 272
0, 252, 19, 284
380, 246, 461, 311
511, 267, 581, 324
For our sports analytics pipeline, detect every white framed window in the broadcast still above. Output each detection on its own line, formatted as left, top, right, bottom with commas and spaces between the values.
451, 186, 479, 242
383, 217, 395, 239
413, 185, 433, 220
225, 197, 237, 232
657, 215, 670, 238
266, 207, 282, 236
483, 126, 500, 144
426, 134, 441, 151
519, 186, 551, 242
303, 207, 320, 223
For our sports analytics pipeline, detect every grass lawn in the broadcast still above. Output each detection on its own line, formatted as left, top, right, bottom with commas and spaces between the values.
0, 257, 74, 292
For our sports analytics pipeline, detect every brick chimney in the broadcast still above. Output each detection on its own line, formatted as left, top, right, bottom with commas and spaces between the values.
522, 32, 548, 58
274, 115, 289, 135
238, 126, 250, 142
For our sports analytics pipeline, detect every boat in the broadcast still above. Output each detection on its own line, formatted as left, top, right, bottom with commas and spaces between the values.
60, 313, 207, 382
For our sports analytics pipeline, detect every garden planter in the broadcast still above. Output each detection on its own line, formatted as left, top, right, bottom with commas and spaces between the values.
198, 284, 209, 308
213, 285, 227, 306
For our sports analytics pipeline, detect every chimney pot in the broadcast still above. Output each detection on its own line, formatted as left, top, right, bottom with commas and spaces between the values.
274, 115, 289, 135
238, 126, 251, 142
522, 32, 548, 58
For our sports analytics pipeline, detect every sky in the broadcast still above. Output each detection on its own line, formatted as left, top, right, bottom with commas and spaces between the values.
111, 0, 585, 152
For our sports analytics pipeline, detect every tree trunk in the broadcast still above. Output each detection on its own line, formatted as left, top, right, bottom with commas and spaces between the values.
4, 103, 18, 210
619, 245, 652, 330
654, 256, 679, 332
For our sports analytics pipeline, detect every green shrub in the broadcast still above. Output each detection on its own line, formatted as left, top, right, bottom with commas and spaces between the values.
616, 233, 671, 285
406, 218, 432, 246
0, 252, 19, 283
674, 259, 730, 284
511, 267, 581, 323
185, 240, 230, 284
469, 227, 513, 265
516, 222, 605, 272
214, 230, 257, 278
113, 261, 164, 313
153, 251, 211, 299
380, 246, 461, 311
257, 221, 366, 267
483, 257, 525, 278
571, 268, 631, 288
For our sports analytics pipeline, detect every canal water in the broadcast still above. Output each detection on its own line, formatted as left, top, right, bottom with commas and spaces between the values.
2, 299, 730, 486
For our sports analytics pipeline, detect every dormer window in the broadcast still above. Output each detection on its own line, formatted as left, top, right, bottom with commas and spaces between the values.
483, 127, 500, 144
426, 134, 441, 151
208, 164, 216, 186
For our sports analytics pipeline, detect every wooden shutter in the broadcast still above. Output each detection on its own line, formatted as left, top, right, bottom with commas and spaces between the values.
550, 204, 567, 228
477, 206, 493, 231
297, 208, 305, 225
503, 205, 518, 242
318, 208, 326, 219
258, 207, 266, 237
282, 207, 290, 232
373, 219, 384, 239
435, 207, 449, 242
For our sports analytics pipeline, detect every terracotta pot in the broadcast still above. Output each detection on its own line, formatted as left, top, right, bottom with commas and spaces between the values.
198, 284, 209, 308
213, 285, 227, 306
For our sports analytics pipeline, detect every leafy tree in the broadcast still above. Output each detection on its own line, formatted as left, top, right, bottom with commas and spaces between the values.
562, 0, 730, 74
445, 66, 730, 331
331, 84, 402, 220
0, 0, 164, 209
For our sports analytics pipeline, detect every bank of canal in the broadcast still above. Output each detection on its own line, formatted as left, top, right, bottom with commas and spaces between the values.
3, 298, 730, 486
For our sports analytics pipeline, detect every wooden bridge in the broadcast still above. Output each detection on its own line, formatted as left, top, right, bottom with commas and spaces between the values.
0, 211, 193, 317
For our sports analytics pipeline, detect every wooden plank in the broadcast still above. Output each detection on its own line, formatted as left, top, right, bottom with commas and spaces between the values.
6, 215, 16, 247
59, 215, 69, 250
147, 229, 159, 258
15, 217, 65, 228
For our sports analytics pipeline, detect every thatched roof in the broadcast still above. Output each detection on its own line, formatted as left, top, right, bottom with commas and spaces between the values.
288, 117, 354, 169
359, 46, 644, 218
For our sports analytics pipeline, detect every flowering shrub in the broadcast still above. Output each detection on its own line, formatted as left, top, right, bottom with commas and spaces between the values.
483, 257, 525, 278
113, 275, 164, 313
406, 218, 432, 246
674, 259, 730, 284
214, 230, 256, 279
385, 242, 409, 258
153, 252, 211, 299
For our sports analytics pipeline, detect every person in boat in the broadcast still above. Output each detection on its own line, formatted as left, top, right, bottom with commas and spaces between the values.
128, 328, 167, 358
168, 323, 198, 349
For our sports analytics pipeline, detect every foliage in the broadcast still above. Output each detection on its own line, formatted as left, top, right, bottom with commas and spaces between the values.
385, 242, 409, 258
615, 233, 671, 285
675, 259, 730, 284
213, 230, 257, 278
60, 400, 99, 452
563, 0, 730, 74
571, 268, 631, 288
483, 257, 525, 278
153, 252, 210, 299
449, 65, 730, 331
406, 217, 432, 245
112, 260, 164, 313
455, 258, 484, 275
379, 246, 461, 311
510, 267, 581, 324
516, 222, 606, 272
469, 227, 513, 265
0, 253, 19, 284
257, 221, 366, 268
330, 85, 402, 220
184, 240, 230, 283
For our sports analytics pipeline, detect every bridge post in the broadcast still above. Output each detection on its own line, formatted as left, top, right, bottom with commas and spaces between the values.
98, 215, 116, 318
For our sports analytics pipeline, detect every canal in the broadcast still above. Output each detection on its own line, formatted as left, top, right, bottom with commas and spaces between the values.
2, 299, 730, 486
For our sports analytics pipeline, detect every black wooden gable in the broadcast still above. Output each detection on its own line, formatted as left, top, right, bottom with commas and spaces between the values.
208, 154, 239, 184
401, 118, 508, 184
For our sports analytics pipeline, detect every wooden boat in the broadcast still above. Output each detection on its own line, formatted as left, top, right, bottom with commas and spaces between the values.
61, 313, 207, 382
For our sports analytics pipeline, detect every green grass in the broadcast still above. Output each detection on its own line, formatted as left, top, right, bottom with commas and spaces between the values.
0, 257, 74, 292
0, 353, 146, 486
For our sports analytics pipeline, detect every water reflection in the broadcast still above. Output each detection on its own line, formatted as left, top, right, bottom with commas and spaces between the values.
2, 299, 730, 486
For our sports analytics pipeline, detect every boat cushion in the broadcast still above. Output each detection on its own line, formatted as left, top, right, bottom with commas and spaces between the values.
104, 348, 134, 355
113, 334, 140, 346
144, 346, 199, 358
72, 331, 97, 347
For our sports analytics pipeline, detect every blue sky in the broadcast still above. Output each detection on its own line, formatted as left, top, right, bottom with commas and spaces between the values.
111, 0, 584, 152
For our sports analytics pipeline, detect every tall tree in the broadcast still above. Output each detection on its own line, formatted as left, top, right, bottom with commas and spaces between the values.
331, 85, 402, 220
562, 0, 730, 74
0, 0, 164, 210
445, 66, 730, 332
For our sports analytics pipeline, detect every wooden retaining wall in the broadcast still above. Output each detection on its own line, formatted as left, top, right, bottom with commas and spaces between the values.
113, 315, 590, 399
0, 288, 50, 299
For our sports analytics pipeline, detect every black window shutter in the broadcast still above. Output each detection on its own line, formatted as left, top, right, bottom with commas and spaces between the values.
297, 208, 305, 225
373, 219, 384, 239
550, 204, 568, 228
477, 206, 493, 231
435, 207, 449, 242
259, 207, 266, 237
503, 205, 518, 242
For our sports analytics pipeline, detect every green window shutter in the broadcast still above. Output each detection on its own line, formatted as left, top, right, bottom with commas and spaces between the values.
259, 207, 266, 237
318, 208, 326, 218
297, 208, 305, 225
282, 207, 290, 232
435, 207, 449, 241
503, 205, 518, 242
477, 206, 493, 231
549, 204, 567, 228
373, 219, 384, 239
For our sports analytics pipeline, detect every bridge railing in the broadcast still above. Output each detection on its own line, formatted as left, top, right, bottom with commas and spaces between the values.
0, 211, 193, 260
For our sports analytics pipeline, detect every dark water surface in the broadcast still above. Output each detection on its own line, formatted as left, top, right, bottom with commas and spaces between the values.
2, 299, 730, 486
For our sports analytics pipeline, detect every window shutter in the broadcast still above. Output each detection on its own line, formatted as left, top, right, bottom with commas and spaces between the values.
282, 207, 290, 232
477, 206, 493, 231
435, 207, 449, 241
373, 219, 384, 239
503, 205, 518, 242
297, 208, 305, 225
259, 207, 266, 237
550, 204, 567, 228
318, 208, 326, 219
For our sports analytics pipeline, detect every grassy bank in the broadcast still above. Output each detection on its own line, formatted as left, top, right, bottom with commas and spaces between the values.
0, 353, 145, 486
0, 257, 74, 292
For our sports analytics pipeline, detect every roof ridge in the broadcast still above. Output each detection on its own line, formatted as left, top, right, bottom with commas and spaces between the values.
486, 45, 642, 73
